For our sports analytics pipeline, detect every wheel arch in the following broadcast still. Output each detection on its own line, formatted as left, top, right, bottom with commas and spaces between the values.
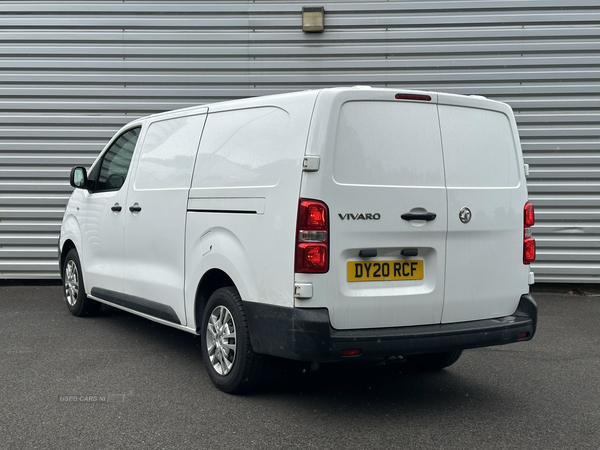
60, 239, 77, 281
186, 225, 261, 331
59, 208, 83, 279
194, 268, 235, 333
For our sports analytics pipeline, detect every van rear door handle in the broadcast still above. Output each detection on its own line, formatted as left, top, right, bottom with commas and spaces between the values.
401, 212, 436, 221
129, 203, 142, 213
111, 203, 122, 212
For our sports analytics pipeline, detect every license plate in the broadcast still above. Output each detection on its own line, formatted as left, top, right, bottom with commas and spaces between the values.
347, 260, 424, 282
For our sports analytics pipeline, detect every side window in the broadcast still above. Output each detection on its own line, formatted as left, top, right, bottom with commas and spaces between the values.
134, 114, 206, 191
92, 127, 141, 192
192, 107, 289, 189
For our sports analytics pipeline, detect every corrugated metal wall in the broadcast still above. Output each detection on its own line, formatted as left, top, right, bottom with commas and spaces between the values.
0, 0, 598, 281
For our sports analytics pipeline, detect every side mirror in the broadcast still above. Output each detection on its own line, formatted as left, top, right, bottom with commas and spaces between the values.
70, 167, 88, 189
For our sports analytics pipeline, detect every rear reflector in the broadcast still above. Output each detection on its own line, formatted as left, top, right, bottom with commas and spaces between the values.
341, 349, 361, 357
518, 332, 529, 340
395, 93, 431, 101
296, 199, 329, 273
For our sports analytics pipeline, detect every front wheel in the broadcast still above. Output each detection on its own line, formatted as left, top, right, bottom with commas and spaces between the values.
201, 287, 266, 394
62, 249, 102, 317
404, 350, 463, 371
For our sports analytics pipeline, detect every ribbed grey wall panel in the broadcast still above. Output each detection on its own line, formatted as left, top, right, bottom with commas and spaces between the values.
0, 1, 598, 281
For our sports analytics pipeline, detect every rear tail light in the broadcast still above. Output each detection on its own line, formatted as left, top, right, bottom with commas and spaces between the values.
523, 202, 536, 264
524, 202, 535, 228
295, 199, 329, 273
523, 238, 536, 265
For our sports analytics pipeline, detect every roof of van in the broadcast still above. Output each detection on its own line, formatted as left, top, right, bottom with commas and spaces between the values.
134, 86, 511, 124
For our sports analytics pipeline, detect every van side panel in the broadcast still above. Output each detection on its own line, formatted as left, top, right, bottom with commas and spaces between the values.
185, 93, 319, 326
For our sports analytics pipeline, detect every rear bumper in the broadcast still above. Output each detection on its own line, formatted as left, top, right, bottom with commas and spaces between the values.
244, 294, 537, 362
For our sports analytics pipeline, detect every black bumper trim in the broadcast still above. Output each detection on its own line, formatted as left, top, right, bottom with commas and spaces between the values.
244, 294, 537, 362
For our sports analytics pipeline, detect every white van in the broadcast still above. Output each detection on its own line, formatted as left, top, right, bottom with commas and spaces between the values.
60, 87, 537, 393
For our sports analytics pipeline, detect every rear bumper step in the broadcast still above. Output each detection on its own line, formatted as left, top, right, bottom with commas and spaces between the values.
244, 294, 537, 362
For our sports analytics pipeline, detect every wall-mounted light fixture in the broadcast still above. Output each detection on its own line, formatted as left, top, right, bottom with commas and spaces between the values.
302, 6, 325, 33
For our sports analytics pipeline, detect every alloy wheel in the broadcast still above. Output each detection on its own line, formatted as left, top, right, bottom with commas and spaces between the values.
64, 260, 79, 307
206, 305, 237, 375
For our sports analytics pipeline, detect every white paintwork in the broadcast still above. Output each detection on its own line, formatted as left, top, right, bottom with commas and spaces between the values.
295, 88, 529, 329
184, 92, 318, 325
191, 106, 290, 189
61, 123, 143, 294
78, 188, 128, 293
61, 86, 530, 336
438, 102, 528, 323
296, 91, 448, 329
123, 111, 207, 326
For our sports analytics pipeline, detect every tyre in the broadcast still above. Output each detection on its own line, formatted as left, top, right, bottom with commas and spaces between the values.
62, 249, 102, 317
201, 287, 266, 394
404, 350, 463, 371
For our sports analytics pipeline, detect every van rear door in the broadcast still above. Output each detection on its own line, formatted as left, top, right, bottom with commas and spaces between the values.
437, 97, 528, 323
297, 90, 448, 330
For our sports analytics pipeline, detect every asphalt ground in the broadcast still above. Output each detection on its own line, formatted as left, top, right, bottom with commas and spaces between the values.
1, 284, 599, 450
